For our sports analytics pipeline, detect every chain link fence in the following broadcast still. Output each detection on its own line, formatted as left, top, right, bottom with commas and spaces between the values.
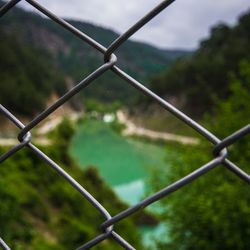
0, 0, 249, 249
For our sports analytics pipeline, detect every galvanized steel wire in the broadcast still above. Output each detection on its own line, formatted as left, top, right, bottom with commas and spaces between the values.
0, 0, 249, 249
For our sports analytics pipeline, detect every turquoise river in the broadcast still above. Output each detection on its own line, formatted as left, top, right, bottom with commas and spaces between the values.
69, 119, 170, 247
69, 119, 168, 205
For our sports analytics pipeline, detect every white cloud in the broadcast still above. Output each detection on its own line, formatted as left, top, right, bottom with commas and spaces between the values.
19, 0, 250, 49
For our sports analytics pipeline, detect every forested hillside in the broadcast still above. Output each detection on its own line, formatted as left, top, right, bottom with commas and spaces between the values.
0, 0, 190, 117
0, 29, 67, 117
151, 10, 250, 117
148, 10, 250, 249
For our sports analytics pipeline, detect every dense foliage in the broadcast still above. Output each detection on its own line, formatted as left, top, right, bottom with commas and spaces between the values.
0, 119, 142, 249
151, 10, 250, 116
0, 29, 66, 117
152, 61, 250, 250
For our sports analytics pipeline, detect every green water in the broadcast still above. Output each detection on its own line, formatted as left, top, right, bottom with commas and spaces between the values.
69, 119, 169, 248
69, 119, 167, 205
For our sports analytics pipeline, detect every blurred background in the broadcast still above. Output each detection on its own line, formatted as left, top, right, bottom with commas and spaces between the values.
0, 0, 249, 249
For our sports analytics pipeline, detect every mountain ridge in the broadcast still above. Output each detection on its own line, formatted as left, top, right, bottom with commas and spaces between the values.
0, 0, 191, 117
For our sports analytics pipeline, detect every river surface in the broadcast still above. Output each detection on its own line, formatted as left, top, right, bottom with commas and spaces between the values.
69, 119, 169, 248
69, 119, 168, 205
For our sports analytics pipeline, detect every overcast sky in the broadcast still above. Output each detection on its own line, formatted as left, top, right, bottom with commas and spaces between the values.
19, 0, 250, 49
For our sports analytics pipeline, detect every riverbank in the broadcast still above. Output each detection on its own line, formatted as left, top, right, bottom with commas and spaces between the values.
117, 110, 199, 145
0, 110, 199, 146
36, 112, 82, 135
0, 112, 82, 146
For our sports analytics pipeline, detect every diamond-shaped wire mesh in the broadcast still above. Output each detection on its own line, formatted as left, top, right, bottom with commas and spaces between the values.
0, 0, 249, 249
